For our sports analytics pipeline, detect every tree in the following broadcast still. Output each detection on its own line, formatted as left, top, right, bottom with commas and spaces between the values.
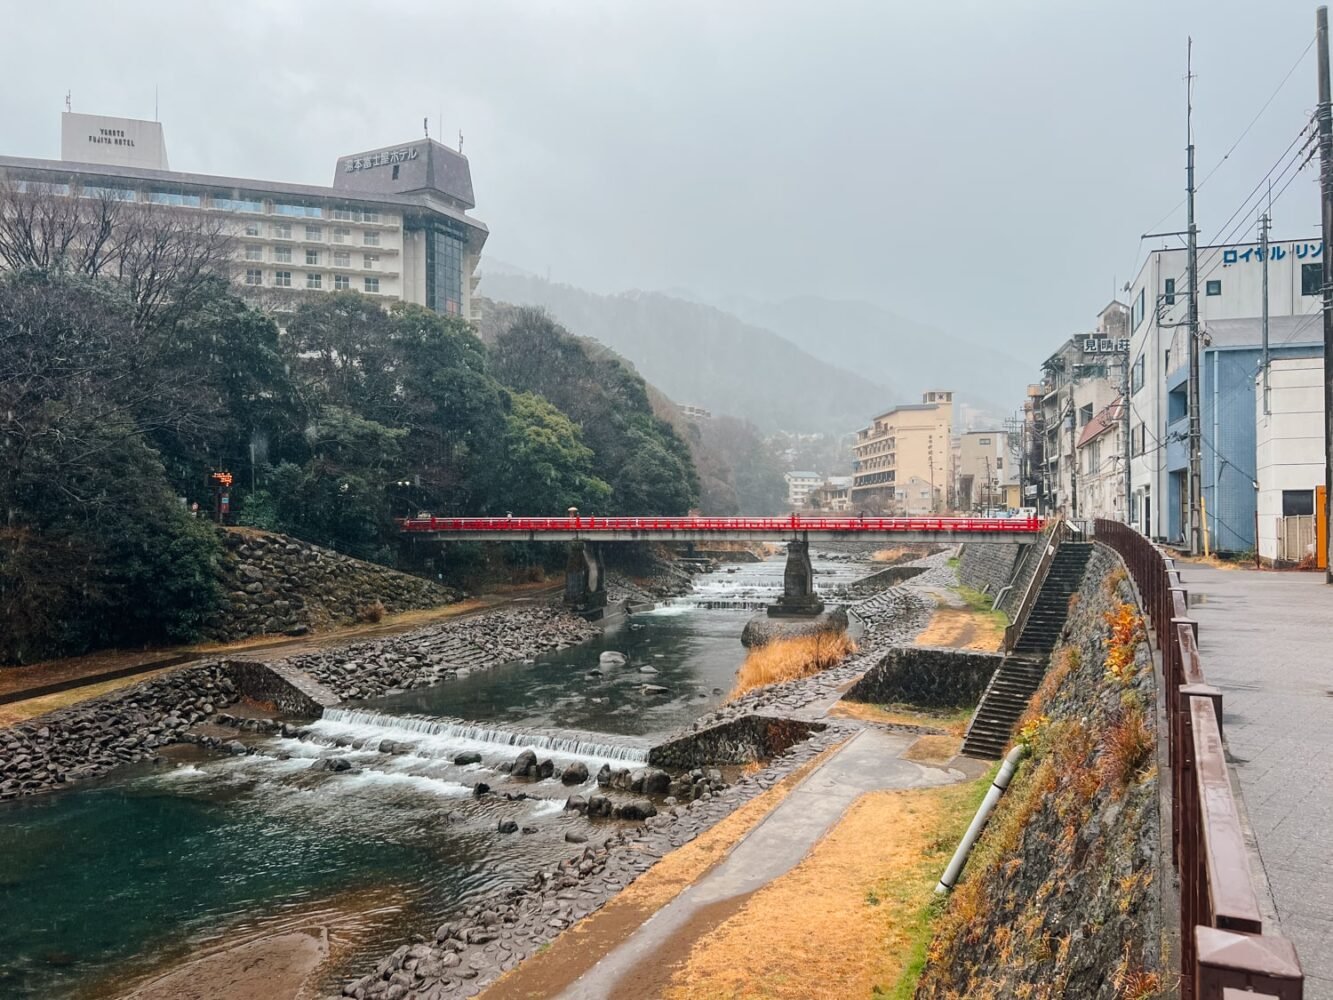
488, 308, 699, 514
484, 392, 611, 513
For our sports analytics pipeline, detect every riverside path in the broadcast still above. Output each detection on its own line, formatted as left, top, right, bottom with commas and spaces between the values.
1183, 564, 1333, 999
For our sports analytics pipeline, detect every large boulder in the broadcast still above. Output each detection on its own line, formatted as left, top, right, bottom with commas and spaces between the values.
561, 761, 590, 785
512, 749, 538, 778
614, 798, 658, 821
741, 608, 849, 648
599, 651, 628, 667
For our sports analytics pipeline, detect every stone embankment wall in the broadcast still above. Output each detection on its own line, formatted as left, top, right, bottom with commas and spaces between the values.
206, 528, 459, 641
843, 646, 1000, 710
278, 606, 600, 702
221, 660, 341, 717
916, 545, 1164, 999
648, 716, 825, 769
0, 665, 238, 799
957, 520, 1057, 618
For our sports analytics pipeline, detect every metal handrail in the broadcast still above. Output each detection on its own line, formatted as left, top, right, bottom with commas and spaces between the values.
1094, 519, 1304, 999
398, 514, 1046, 535
1002, 518, 1068, 652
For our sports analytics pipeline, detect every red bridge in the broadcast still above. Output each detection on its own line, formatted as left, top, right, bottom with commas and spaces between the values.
399, 514, 1044, 544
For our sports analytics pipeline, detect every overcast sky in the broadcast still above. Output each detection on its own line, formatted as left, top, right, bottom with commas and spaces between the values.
2, 0, 1325, 365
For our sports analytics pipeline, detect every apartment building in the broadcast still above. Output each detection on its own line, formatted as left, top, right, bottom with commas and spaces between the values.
956, 430, 1013, 511
784, 471, 823, 509
0, 112, 488, 319
851, 391, 953, 512
1125, 239, 1322, 545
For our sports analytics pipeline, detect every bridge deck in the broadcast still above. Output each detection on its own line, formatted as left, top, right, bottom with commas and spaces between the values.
399, 515, 1043, 543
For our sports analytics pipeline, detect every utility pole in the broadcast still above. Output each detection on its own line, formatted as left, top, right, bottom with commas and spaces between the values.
1121, 349, 1133, 521
1260, 191, 1272, 415
1068, 395, 1079, 519
1319, 7, 1333, 582
1186, 38, 1203, 556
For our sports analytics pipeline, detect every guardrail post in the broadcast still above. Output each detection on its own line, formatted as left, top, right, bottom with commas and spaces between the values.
1196, 927, 1303, 1000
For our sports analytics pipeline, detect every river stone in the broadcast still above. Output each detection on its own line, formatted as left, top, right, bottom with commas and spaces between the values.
641, 684, 669, 696
535, 758, 555, 780
599, 651, 627, 667
595, 764, 612, 787
497, 819, 519, 834
614, 798, 657, 821
453, 752, 482, 766
512, 749, 538, 778
561, 761, 589, 785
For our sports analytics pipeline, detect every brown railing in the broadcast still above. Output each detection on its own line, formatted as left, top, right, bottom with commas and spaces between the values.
1095, 520, 1304, 1000
1002, 518, 1069, 652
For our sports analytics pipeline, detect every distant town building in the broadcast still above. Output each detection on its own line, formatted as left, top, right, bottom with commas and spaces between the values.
851, 391, 953, 512
784, 471, 822, 509
0, 111, 489, 320
1074, 399, 1126, 521
1256, 357, 1325, 565
678, 404, 712, 421
807, 476, 853, 512
1126, 239, 1323, 547
892, 475, 941, 516
1030, 304, 1128, 518
956, 430, 1013, 511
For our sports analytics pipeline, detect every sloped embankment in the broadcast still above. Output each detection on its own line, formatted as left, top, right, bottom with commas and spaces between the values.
205, 528, 459, 641
915, 546, 1165, 999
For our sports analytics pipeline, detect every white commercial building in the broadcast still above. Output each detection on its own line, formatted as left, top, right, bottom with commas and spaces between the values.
0, 112, 488, 319
1255, 357, 1325, 565
784, 471, 822, 509
1125, 239, 1322, 544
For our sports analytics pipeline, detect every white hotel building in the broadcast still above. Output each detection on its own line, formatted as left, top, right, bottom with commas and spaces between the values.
0, 112, 488, 319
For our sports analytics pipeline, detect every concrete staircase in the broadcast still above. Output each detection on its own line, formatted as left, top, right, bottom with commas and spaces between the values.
1010, 542, 1094, 656
960, 542, 1093, 759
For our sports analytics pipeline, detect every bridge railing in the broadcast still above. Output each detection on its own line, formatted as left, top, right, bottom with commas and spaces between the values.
1094, 520, 1303, 1000
399, 514, 1045, 534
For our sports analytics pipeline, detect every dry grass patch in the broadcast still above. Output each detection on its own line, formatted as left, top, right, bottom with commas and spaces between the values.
871, 546, 912, 563
903, 734, 964, 767
662, 778, 987, 1000
728, 632, 855, 701
828, 701, 972, 738
0, 664, 185, 726
480, 748, 842, 1000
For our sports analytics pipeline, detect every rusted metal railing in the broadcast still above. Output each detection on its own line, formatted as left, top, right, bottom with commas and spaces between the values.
1001, 517, 1069, 652
1094, 520, 1304, 1000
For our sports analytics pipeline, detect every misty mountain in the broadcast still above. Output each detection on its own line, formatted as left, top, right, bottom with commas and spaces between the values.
711, 294, 1031, 424
475, 270, 890, 434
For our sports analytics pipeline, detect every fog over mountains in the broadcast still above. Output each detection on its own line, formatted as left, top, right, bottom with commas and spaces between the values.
477, 262, 1030, 434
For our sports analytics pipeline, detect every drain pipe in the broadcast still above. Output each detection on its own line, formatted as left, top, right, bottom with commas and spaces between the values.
935, 743, 1027, 894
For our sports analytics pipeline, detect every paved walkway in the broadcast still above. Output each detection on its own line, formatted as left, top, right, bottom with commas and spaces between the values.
1182, 565, 1333, 998
555, 728, 960, 1000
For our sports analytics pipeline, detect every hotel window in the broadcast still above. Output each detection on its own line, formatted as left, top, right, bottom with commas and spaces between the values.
1163, 278, 1175, 306
1131, 355, 1145, 393
305, 249, 319, 266
83, 185, 137, 201
244, 221, 261, 237
1302, 262, 1322, 296
214, 196, 263, 213
244, 245, 263, 261
332, 208, 352, 221
363, 253, 379, 270
273, 222, 292, 240
334, 274, 350, 291
334, 251, 351, 268
148, 190, 201, 207
363, 230, 381, 246
1205, 279, 1222, 296
274, 202, 322, 218
306, 272, 322, 290
332, 227, 350, 244
274, 246, 292, 263
363, 210, 381, 224
363, 276, 380, 293
305, 225, 322, 241
274, 270, 292, 288
244, 268, 263, 286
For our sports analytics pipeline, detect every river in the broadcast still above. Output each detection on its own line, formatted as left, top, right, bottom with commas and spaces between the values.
0, 547, 876, 999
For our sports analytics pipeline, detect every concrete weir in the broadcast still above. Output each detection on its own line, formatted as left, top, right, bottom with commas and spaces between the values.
648, 715, 826, 769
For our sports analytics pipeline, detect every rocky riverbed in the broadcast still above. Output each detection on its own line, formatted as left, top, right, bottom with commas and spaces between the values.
316, 550, 956, 1000
281, 607, 601, 701
0, 665, 239, 799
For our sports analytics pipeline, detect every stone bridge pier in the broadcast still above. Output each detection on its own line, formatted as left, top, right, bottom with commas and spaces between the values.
564, 541, 607, 618
768, 537, 825, 617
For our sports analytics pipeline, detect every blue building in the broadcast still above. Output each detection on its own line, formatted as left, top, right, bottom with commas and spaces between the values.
1161, 317, 1322, 551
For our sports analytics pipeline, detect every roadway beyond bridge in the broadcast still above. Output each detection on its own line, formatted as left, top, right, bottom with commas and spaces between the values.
400, 516, 1045, 617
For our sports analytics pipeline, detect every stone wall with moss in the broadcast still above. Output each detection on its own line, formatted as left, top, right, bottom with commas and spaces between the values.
916, 545, 1166, 1000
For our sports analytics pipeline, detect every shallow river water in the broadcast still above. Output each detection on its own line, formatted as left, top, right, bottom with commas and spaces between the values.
0, 549, 873, 999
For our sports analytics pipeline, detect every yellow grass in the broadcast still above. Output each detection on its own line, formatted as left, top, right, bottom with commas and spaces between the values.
872, 546, 912, 563
729, 632, 856, 700
0, 665, 183, 726
663, 778, 987, 1000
